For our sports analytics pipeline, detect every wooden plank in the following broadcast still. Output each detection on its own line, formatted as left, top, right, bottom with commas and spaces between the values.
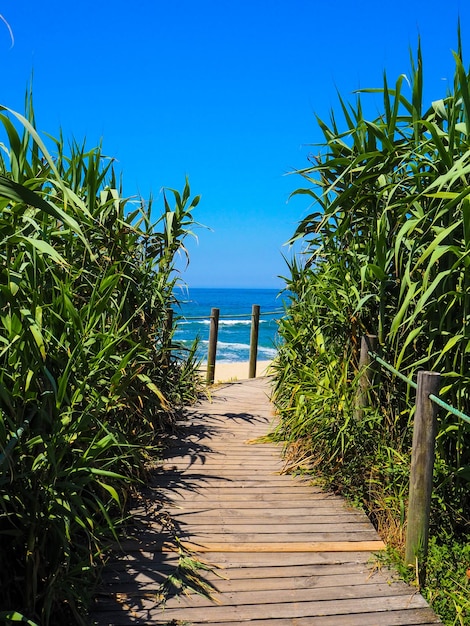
193, 483, 323, 491
161, 539, 386, 552
164, 499, 353, 509
163, 448, 281, 455
184, 532, 381, 543
158, 470, 306, 478
159, 521, 375, 532
99, 576, 399, 597
96, 583, 419, 610
101, 570, 404, 594
118, 533, 383, 553
151, 582, 420, 606
167, 507, 364, 519
162, 448, 283, 457
94, 594, 430, 621
104, 550, 375, 568
162, 491, 346, 501
172, 611, 442, 626
134, 510, 366, 524
93, 607, 441, 626
173, 512, 373, 523
171, 519, 372, 530
159, 488, 338, 499
169, 505, 364, 514
160, 457, 284, 464
100, 561, 378, 584
157, 478, 333, 489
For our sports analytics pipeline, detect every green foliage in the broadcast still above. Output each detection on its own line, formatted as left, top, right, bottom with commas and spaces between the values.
274, 33, 470, 624
423, 537, 470, 625
0, 93, 203, 624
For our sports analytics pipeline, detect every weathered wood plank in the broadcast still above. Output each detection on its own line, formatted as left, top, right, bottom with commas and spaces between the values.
100, 562, 382, 584
91, 609, 441, 626
164, 497, 355, 508
117, 537, 385, 554
155, 521, 375, 532
93, 593, 430, 621
104, 549, 375, 569
124, 499, 380, 521
102, 582, 419, 607
168, 508, 369, 519
100, 568, 407, 594
178, 611, 442, 626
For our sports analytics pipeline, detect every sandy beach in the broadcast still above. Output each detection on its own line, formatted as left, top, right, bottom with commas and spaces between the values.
200, 360, 273, 383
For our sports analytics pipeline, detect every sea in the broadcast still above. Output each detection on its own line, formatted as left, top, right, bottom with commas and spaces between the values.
172, 287, 288, 363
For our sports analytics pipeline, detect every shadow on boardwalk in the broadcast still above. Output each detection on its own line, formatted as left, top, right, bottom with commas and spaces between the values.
90, 378, 441, 625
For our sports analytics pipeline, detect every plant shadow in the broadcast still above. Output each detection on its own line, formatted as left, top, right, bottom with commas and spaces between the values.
89, 399, 234, 624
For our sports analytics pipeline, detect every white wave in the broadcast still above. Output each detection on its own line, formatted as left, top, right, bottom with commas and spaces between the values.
220, 319, 270, 326
217, 340, 251, 350
198, 340, 249, 349
259, 346, 277, 358
197, 339, 275, 352
178, 318, 271, 327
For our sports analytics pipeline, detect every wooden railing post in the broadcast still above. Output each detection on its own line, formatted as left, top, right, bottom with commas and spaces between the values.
163, 307, 174, 368
355, 334, 378, 419
249, 304, 260, 379
405, 370, 441, 583
206, 307, 220, 385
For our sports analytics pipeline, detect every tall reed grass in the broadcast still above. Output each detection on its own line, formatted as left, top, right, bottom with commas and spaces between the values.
273, 33, 470, 623
0, 93, 202, 624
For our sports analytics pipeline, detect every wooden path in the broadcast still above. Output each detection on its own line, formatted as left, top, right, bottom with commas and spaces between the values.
91, 377, 441, 625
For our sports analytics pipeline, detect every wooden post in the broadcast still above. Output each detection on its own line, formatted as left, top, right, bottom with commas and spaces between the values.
249, 304, 260, 379
163, 307, 173, 368
355, 334, 378, 419
206, 307, 220, 385
405, 370, 441, 583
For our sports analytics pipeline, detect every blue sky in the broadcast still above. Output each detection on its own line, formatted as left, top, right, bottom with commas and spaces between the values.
1, 1, 470, 288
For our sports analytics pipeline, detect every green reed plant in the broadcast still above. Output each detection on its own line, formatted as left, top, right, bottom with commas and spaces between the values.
273, 32, 470, 624
0, 93, 202, 624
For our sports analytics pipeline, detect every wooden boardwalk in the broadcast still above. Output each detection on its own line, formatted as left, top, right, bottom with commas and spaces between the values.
91, 377, 441, 625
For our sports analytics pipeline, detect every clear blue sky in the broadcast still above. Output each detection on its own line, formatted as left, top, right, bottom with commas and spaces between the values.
1, 1, 470, 288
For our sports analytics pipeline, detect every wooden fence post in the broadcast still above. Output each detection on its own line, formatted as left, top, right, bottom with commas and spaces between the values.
206, 307, 220, 385
355, 334, 378, 419
405, 370, 441, 583
249, 304, 260, 379
163, 307, 174, 368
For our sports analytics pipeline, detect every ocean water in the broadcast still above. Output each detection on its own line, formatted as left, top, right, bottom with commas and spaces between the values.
172, 287, 287, 363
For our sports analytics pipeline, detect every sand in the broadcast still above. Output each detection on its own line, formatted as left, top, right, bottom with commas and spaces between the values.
200, 360, 273, 383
